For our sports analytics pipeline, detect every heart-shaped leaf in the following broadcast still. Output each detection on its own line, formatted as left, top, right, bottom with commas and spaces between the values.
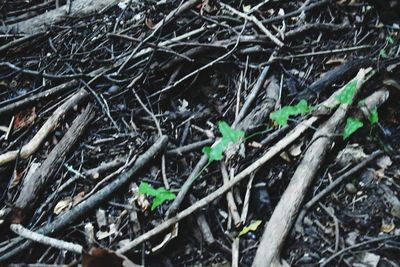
336, 80, 357, 104
343, 117, 363, 139
139, 182, 176, 210
270, 100, 312, 125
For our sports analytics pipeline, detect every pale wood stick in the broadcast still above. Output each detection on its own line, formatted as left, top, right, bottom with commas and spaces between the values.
0, 89, 89, 166
10, 224, 82, 254
251, 69, 369, 267
117, 69, 371, 255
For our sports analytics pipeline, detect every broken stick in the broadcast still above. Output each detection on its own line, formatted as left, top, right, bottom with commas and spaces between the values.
0, 88, 89, 166
0, 135, 168, 262
13, 104, 95, 223
251, 69, 369, 267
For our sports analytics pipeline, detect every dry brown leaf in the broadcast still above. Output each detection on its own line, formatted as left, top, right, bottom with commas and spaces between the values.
13, 107, 37, 131
145, 17, 154, 30
73, 191, 85, 205
380, 221, 395, 233
376, 155, 392, 170
83, 247, 140, 267
53, 197, 73, 215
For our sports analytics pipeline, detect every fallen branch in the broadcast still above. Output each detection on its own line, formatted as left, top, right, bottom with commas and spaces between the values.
320, 234, 400, 266
0, 89, 89, 166
4, 0, 120, 34
294, 88, 389, 232
0, 135, 168, 262
10, 224, 82, 254
295, 150, 383, 233
296, 58, 371, 100
13, 104, 95, 223
0, 80, 79, 116
165, 61, 276, 218
116, 70, 371, 254
220, 3, 284, 47
251, 69, 369, 267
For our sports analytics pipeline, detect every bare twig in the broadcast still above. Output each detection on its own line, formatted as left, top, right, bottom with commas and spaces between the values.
10, 224, 82, 254
0, 89, 89, 166
14, 104, 95, 222
251, 69, 369, 267
220, 2, 284, 47
0, 136, 168, 261
221, 162, 241, 228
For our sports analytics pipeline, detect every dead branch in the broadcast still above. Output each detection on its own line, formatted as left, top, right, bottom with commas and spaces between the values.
0, 89, 89, 166
10, 224, 82, 254
116, 70, 371, 253
4, 0, 120, 34
0, 135, 168, 262
251, 69, 369, 267
0, 80, 79, 116
13, 104, 95, 222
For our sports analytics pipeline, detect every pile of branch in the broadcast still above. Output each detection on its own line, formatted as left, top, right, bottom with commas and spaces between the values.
0, 0, 399, 266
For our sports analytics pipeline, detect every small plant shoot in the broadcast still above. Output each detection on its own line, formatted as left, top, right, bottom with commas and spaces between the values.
369, 108, 379, 125
386, 36, 394, 44
336, 80, 357, 104
343, 117, 363, 140
239, 220, 262, 236
270, 99, 312, 126
379, 49, 388, 58
202, 121, 244, 162
139, 182, 176, 210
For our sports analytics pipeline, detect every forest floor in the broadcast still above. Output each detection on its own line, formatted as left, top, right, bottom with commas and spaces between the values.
0, 0, 400, 266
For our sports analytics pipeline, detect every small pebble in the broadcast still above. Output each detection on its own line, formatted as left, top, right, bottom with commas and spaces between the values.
106, 85, 120, 95
345, 183, 357, 194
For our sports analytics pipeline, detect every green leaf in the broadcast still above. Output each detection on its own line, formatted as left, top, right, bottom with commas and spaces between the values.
202, 121, 244, 162
270, 99, 312, 125
239, 220, 262, 236
369, 108, 379, 125
379, 49, 387, 58
336, 80, 358, 104
202, 142, 225, 162
386, 36, 394, 44
139, 181, 158, 196
218, 121, 245, 143
139, 182, 176, 210
343, 117, 363, 140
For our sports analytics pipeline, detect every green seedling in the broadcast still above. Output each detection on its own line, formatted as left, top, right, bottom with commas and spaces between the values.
202, 121, 244, 162
343, 117, 363, 139
139, 182, 176, 210
336, 80, 357, 104
368, 108, 379, 125
270, 99, 312, 126
380, 49, 388, 58
239, 220, 262, 236
386, 36, 394, 44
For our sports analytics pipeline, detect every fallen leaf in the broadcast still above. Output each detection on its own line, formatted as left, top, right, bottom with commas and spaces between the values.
239, 220, 262, 236
54, 197, 73, 215
380, 222, 395, 233
73, 191, 85, 205
243, 5, 251, 13
145, 18, 154, 30
83, 247, 140, 267
13, 107, 37, 131
335, 144, 367, 167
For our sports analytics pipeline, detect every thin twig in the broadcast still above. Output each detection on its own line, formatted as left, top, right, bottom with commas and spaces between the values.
10, 224, 82, 254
